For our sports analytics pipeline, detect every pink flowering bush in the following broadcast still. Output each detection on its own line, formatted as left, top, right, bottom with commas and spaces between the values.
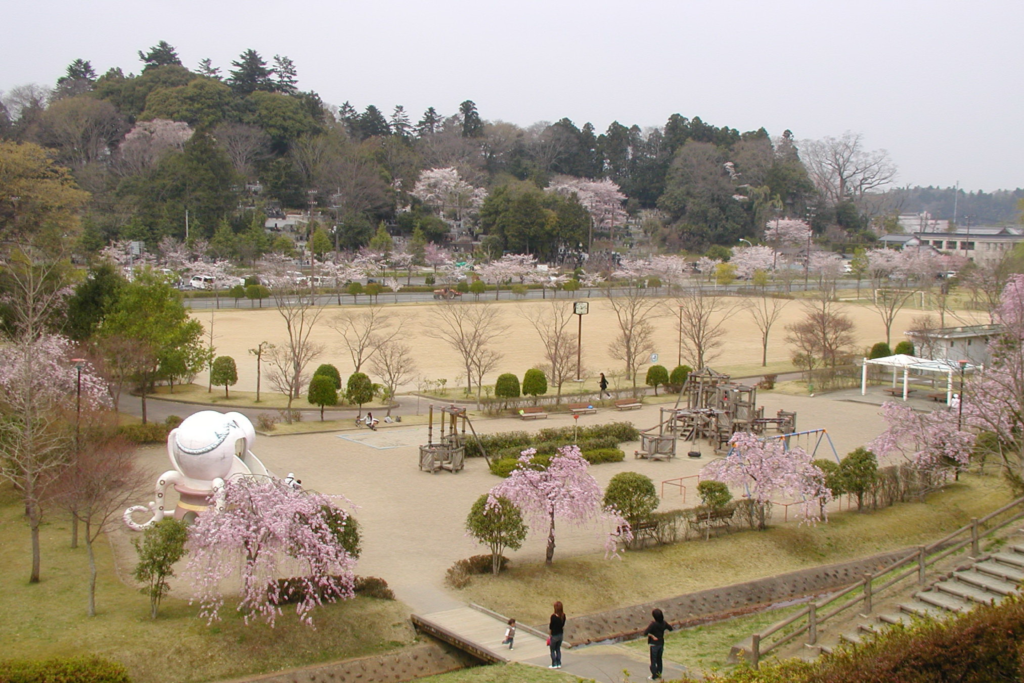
185, 477, 357, 627
702, 432, 831, 530
487, 445, 630, 564
870, 402, 974, 481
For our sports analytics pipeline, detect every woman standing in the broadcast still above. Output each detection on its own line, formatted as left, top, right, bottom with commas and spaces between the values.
548, 601, 566, 669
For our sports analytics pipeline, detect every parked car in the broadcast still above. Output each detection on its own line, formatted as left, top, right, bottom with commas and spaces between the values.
433, 288, 462, 300
190, 275, 215, 290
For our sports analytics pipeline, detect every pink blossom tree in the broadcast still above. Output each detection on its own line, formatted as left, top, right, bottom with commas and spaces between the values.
869, 401, 974, 490
423, 242, 453, 273
702, 432, 831, 530
547, 176, 627, 250
730, 246, 776, 279
411, 167, 487, 226
488, 445, 629, 564
695, 256, 721, 281
186, 477, 357, 627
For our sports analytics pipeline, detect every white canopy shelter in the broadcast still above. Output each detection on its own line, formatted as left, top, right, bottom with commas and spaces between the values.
861, 354, 978, 401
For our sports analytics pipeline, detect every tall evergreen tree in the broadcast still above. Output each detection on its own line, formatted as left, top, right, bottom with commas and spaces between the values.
272, 55, 298, 94
460, 100, 483, 138
228, 49, 274, 95
138, 41, 182, 71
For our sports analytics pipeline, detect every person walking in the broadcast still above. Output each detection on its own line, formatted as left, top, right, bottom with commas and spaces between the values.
643, 608, 673, 680
599, 372, 610, 398
501, 618, 516, 650
548, 601, 566, 669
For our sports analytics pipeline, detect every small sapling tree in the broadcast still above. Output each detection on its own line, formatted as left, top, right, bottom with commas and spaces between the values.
522, 368, 547, 403
133, 518, 189, 619
210, 356, 238, 398
466, 494, 527, 575
494, 373, 520, 408
603, 472, 658, 528
839, 448, 878, 510
313, 363, 342, 390
308, 374, 339, 420
346, 372, 374, 418
696, 480, 733, 540
645, 365, 669, 396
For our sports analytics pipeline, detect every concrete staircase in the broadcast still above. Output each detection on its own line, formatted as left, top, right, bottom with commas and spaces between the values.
818, 542, 1024, 654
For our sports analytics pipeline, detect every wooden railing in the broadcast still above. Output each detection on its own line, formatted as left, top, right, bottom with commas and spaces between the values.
747, 494, 1024, 668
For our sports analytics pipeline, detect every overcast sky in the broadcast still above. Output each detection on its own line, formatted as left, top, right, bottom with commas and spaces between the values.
4, 0, 1021, 192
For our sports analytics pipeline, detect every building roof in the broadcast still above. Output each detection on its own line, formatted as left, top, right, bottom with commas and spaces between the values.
905, 324, 1003, 340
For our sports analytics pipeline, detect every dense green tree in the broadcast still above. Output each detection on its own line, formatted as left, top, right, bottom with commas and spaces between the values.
894, 340, 914, 355
368, 223, 393, 254
247, 91, 318, 153
495, 373, 521, 403
245, 284, 270, 307
355, 105, 390, 140
465, 494, 527, 575
94, 64, 195, 120
52, 59, 97, 100
210, 356, 238, 398
603, 472, 658, 527
869, 342, 892, 359
645, 364, 669, 395
228, 49, 275, 95
64, 263, 125, 342
345, 371, 374, 416
272, 55, 298, 94
307, 374, 338, 421
522, 368, 547, 400
140, 77, 234, 129
460, 100, 483, 138
309, 226, 333, 261
98, 269, 205, 423
138, 41, 182, 71
839, 448, 878, 510
313, 363, 342, 389
669, 364, 692, 390
0, 140, 90, 247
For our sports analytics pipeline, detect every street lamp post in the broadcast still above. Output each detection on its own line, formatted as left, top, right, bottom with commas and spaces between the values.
957, 359, 968, 431
573, 301, 589, 380
738, 238, 753, 248
71, 358, 86, 444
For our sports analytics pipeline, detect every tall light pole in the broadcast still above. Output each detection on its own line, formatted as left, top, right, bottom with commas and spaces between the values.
573, 301, 589, 380
71, 358, 86, 444
804, 207, 816, 289
957, 359, 968, 431
738, 238, 753, 248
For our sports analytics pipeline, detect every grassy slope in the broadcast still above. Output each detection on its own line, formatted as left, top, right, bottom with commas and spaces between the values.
459, 474, 1013, 625
0, 485, 415, 683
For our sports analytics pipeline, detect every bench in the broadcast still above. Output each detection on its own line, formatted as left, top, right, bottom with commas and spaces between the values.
883, 387, 915, 397
617, 520, 659, 548
926, 392, 948, 403
568, 402, 597, 416
614, 398, 643, 411
518, 406, 548, 420
686, 507, 735, 539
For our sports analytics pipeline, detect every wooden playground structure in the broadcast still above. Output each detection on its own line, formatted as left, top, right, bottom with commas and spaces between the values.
419, 404, 489, 474
636, 368, 798, 461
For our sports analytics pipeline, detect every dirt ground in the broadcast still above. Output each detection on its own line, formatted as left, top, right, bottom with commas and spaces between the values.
193, 295, 985, 395
126, 295, 985, 614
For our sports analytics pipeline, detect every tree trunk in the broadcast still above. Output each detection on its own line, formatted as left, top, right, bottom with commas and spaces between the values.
545, 511, 556, 564
86, 523, 97, 617
30, 509, 41, 583
71, 515, 79, 549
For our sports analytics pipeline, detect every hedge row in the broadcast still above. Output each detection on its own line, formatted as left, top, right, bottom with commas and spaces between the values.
489, 448, 625, 477
464, 422, 639, 459
0, 657, 131, 683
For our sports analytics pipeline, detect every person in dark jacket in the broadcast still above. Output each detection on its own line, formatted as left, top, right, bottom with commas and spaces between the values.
599, 372, 610, 398
644, 608, 673, 680
548, 601, 566, 668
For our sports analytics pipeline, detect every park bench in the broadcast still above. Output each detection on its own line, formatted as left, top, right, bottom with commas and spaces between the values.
617, 519, 660, 548
686, 507, 735, 539
926, 392, 948, 403
614, 398, 643, 411
518, 406, 548, 420
883, 387, 915, 397
568, 402, 597, 416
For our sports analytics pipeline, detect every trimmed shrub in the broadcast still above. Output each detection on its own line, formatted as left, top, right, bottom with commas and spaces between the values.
696, 480, 732, 509
522, 368, 548, 398
353, 576, 395, 600
494, 373, 521, 401
118, 423, 171, 444
313, 363, 342, 390
445, 554, 508, 589
210, 356, 238, 397
0, 657, 131, 683
466, 423, 640, 459
164, 415, 183, 428
307, 374, 339, 420
894, 340, 915, 355
645, 365, 669, 395
669, 365, 693, 392
869, 341, 893, 359
583, 448, 625, 464
604, 472, 659, 526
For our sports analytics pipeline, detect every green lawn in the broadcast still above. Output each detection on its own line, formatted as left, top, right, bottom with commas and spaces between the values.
0, 485, 416, 683
459, 473, 1013, 624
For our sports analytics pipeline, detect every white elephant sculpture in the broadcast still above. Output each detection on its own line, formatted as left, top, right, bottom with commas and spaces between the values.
124, 411, 272, 530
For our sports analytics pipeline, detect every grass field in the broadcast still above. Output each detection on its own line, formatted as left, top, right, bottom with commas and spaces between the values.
459, 473, 1013, 624
0, 485, 417, 683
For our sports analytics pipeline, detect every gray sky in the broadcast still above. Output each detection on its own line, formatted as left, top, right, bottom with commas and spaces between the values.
4, 0, 1021, 192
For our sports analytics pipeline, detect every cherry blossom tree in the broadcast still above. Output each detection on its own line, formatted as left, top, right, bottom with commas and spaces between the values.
958, 275, 1024, 489
730, 245, 776, 279
411, 167, 487, 226
423, 242, 453, 273
547, 176, 626, 250
869, 402, 973, 488
478, 253, 536, 300
186, 477, 357, 627
702, 432, 831, 530
764, 218, 811, 248
695, 257, 721, 281
488, 445, 629, 564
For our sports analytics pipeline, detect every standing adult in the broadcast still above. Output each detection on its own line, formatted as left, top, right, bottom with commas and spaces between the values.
548, 600, 567, 669
599, 372, 610, 398
644, 608, 673, 680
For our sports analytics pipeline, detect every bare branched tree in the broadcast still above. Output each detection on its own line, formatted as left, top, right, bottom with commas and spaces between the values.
674, 280, 739, 371
785, 297, 856, 388
50, 426, 147, 616
328, 305, 402, 373
802, 131, 897, 206
605, 286, 661, 387
369, 338, 416, 417
746, 294, 791, 367
425, 302, 508, 398
521, 301, 579, 402
870, 286, 916, 347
